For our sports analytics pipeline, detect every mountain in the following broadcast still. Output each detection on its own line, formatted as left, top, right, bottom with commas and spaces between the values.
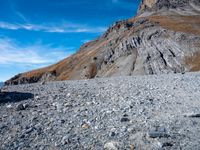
0, 82, 4, 88
5, 0, 200, 85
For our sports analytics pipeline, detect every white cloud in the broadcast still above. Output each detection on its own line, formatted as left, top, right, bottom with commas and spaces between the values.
0, 22, 19, 30
0, 38, 74, 67
0, 21, 107, 33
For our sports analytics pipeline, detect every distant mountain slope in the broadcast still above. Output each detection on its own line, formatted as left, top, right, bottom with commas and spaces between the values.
0, 82, 4, 88
6, 0, 200, 85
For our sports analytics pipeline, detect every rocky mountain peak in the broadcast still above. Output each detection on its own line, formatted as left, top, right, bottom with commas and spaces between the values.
139, 0, 157, 10
138, 0, 199, 16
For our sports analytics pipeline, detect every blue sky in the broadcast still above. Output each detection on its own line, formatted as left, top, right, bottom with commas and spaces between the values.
0, 0, 141, 81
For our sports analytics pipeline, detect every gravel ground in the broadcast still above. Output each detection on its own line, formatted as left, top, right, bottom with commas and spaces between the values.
1, 72, 200, 150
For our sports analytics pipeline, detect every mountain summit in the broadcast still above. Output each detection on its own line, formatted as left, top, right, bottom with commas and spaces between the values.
138, 0, 200, 15
6, 0, 200, 85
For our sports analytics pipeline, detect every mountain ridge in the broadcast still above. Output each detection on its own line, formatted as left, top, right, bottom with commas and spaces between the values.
5, 0, 200, 85
0, 82, 4, 88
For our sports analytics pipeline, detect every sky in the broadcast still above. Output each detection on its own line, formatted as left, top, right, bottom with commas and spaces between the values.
0, 0, 141, 81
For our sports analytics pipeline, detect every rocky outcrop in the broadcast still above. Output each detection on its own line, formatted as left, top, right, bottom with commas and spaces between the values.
5, 0, 200, 85
138, 0, 200, 16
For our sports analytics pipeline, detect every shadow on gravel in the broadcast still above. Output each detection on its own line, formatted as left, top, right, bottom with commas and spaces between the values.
0, 92, 34, 103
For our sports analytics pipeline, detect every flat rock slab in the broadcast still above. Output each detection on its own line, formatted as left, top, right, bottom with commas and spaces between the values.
1, 72, 200, 149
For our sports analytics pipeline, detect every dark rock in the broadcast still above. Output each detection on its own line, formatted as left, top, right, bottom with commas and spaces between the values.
16, 103, 29, 111
148, 127, 169, 138
40, 81, 46, 85
16, 104, 25, 111
148, 131, 168, 138
120, 117, 130, 122
123, 114, 128, 117
162, 142, 173, 147
110, 132, 116, 137
184, 113, 200, 118
61, 120, 65, 123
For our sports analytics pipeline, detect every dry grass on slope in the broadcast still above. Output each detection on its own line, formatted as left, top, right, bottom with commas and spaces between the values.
149, 15, 200, 35
21, 38, 110, 81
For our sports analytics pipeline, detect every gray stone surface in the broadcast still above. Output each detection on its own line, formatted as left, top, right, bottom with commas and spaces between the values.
1, 72, 200, 149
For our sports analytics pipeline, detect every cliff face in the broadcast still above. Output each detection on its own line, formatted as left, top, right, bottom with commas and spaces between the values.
5, 0, 200, 85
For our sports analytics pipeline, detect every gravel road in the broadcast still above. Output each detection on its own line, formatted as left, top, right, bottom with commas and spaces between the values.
1, 72, 200, 150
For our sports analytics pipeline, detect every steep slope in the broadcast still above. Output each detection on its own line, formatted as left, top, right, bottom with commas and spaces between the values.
5, 0, 200, 85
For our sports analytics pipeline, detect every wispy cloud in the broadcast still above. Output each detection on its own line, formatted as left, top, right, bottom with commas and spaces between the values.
0, 21, 107, 33
0, 38, 74, 67
15, 11, 29, 22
